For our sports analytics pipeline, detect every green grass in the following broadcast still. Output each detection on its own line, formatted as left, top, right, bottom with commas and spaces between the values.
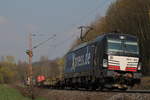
0, 84, 46, 100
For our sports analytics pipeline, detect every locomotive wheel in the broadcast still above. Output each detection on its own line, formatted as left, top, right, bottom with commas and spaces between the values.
92, 86, 97, 91
98, 85, 104, 91
119, 87, 128, 91
90, 84, 98, 91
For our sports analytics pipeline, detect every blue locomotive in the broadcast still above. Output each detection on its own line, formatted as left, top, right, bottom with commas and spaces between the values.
64, 33, 142, 90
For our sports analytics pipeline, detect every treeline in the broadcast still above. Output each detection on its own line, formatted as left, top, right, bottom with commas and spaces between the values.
73, 0, 150, 75
0, 56, 18, 83
0, 56, 64, 84
32, 56, 64, 78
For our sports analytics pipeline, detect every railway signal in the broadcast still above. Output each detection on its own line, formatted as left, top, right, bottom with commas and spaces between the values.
26, 50, 33, 57
25, 33, 56, 99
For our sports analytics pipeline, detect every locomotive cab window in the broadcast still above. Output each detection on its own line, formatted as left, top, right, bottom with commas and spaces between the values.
107, 36, 139, 55
107, 39, 122, 53
124, 41, 139, 54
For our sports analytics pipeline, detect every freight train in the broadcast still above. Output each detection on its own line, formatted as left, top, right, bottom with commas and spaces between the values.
36, 33, 142, 90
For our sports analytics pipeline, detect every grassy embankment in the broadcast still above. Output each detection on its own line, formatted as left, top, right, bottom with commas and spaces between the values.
0, 84, 46, 100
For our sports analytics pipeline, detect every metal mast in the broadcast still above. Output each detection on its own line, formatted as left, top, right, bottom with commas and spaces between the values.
26, 33, 34, 99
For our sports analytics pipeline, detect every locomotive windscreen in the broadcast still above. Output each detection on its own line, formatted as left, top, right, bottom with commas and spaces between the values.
107, 35, 139, 55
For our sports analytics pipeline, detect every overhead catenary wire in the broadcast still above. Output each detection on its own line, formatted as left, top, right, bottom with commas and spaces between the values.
52, 32, 77, 48
32, 34, 56, 50
56, 0, 149, 49
61, 0, 111, 36
31, 0, 116, 58
51, 0, 113, 48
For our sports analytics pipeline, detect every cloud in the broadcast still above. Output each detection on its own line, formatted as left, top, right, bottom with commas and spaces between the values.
0, 16, 9, 24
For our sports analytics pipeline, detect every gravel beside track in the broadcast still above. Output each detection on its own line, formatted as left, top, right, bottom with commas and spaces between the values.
11, 84, 150, 100
37, 89, 150, 100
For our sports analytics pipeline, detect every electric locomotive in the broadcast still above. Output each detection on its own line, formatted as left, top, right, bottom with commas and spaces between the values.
64, 33, 142, 90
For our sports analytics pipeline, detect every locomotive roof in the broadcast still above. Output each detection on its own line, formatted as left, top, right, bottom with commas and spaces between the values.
105, 33, 137, 38
68, 32, 137, 53
70, 34, 105, 52
71, 41, 89, 52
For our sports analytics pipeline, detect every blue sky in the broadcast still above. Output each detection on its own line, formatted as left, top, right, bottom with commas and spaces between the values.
0, 0, 115, 62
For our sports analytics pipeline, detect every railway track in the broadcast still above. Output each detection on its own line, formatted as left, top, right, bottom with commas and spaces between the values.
40, 86, 150, 94
106, 90, 150, 94
15, 84, 150, 100
79, 89, 150, 94
73, 89, 150, 94
20, 82, 150, 94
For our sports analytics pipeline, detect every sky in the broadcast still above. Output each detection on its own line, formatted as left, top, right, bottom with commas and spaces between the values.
0, 0, 115, 62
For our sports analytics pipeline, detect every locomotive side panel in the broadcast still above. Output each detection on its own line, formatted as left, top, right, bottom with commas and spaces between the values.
65, 45, 94, 74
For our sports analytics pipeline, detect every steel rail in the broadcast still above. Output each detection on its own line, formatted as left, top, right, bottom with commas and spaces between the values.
40, 86, 150, 94
105, 90, 150, 93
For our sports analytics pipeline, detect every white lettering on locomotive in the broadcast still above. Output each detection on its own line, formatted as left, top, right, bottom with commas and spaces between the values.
71, 51, 91, 71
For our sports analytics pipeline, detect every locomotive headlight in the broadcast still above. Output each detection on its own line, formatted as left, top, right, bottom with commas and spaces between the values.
138, 62, 142, 70
103, 59, 108, 68
120, 36, 125, 40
